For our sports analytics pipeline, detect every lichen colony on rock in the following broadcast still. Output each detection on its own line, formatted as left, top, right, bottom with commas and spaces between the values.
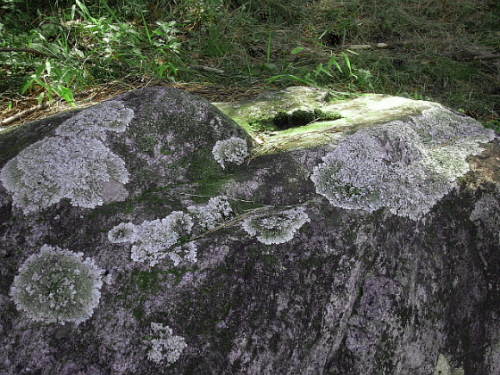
107, 222, 137, 243
241, 207, 310, 244
9, 245, 104, 325
2, 87, 500, 374
187, 196, 233, 230
110, 211, 196, 267
0, 101, 134, 214
55, 100, 133, 137
212, 137, 249, 169
146, 323, 187, 365
311, 106, 495, 220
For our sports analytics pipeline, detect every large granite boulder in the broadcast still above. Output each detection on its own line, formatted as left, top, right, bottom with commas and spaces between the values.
1, 86, 499, 375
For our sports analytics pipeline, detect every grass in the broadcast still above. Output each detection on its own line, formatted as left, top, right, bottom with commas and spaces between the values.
0, 0, 499, 130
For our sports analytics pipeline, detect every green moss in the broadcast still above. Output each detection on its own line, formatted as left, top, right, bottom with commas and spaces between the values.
133, 269, 162, 293
180, 149, 239, 202
273, 111, 306, 129
324, 91, 358, 103
115, 267, 192, 306
483, 119, 500, 133
315, 109, 342, 121
134, 188, 171, 204
135, 134, 158, 154
260, 252, 280, 267
132, 306, 145, 320
130, 267, 190, 293
272, 109, 342, 130
248, 118, 272, 132
222, 101, 342, 133
160, 146, 173, 155
230, 199, 264, 215
184, 149, 221, 180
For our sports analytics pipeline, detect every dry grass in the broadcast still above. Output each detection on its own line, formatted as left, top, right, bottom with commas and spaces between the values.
1, 0, 499, 129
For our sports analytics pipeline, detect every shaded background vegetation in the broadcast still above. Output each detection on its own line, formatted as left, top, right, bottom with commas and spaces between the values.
1, 0, 499, 129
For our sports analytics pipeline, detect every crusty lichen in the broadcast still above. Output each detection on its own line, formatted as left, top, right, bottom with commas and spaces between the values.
0, 101, 134, 214
108, 222, 137, 243
212, 137, 249, 169
9, 245, 104, 325
146, 322, 187, 364
311, 106, 495, 220
241, 207, 310, 244
55, 100, 134, 137
109, 211, 196, 267
187, 196, 233, 230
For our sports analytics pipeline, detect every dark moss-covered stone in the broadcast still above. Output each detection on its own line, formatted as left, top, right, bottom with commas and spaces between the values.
1, 86, 500, 375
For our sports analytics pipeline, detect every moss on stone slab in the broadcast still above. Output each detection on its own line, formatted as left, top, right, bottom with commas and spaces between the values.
272, 109, 342, 130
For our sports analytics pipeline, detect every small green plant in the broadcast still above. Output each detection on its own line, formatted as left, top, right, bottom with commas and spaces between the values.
21, 60, 77, 105
2, 0, 186, 101
1, 0, 499, 127
267, 50, 368, 89
484, 119, 500, 133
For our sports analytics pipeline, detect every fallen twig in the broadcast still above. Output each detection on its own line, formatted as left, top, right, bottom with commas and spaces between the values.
1, 102, 50, 127
0, 47, 59, 59
474, 54, 500, 60
190, 65, 225, 75
347, 43, 389, 50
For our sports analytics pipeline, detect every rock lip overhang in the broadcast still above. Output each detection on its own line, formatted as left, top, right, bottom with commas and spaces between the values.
214, 87, 437, 153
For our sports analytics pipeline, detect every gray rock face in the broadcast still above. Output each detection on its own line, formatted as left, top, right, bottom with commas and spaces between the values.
1, 86, 499, 375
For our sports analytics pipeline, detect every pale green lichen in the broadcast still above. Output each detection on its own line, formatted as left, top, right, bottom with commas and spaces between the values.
311, 106, 495, 220
241, 207, 310, 245
146, 322, 187, 364
187, 196, 233, 230
212, 137, 249, 169
432, 354, 452, 375
56, 100, 134, 137
0, 101, 134, 214
9, 245, 104, 325
109, 211, 196, 267
108, 222, 137, 243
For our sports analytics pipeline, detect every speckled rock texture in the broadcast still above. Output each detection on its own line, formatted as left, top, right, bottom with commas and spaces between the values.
1, 86, 500, 375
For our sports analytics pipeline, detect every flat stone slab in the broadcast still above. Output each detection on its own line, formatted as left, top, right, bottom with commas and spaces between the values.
215, 87, 445, 151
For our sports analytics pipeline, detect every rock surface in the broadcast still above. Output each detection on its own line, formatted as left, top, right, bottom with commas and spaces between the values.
1, 86, 500, 375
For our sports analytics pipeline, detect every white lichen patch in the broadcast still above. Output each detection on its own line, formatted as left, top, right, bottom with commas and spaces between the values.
109, 211, 197, 267
56, 100, 134, 137
432, 354, 452, 375
0, 101, 134, 214
9, 245, 104, 325
187, 196, 233, 230
242, 207, 310, 245
108, 222, 137, 243
311, 106, 495, 220
212, 137, 249, 169
146, 322, 187, 364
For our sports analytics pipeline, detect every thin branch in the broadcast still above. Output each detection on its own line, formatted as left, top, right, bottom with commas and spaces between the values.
347, 43, 389, 50
1, 102, 50, 127
474, 54, 500, 60
0, 47, 59, 59
190, 65, 225, 75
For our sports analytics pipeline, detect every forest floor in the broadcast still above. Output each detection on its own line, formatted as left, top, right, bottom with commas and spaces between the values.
1, 0, 499, 130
